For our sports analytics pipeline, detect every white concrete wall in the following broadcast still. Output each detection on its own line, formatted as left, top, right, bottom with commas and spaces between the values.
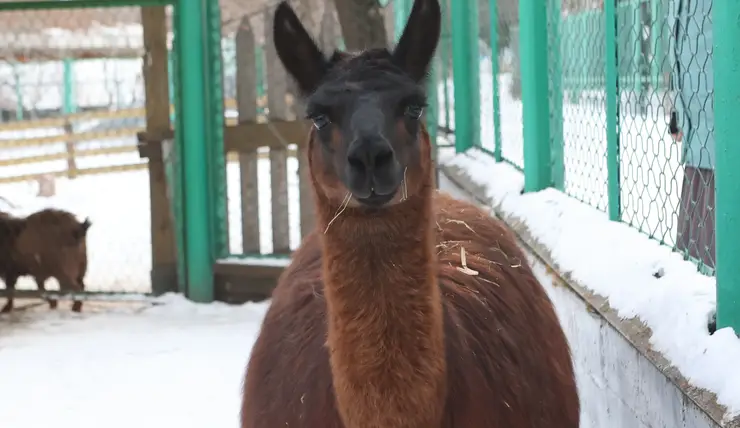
530, 257, 719, 428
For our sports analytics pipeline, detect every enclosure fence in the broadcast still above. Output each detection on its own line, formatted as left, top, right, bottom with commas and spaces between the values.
435, 0, 739, 332
0, 0, 737, 332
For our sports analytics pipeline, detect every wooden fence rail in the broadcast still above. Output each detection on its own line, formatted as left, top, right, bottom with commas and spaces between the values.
0, 99, 256, 184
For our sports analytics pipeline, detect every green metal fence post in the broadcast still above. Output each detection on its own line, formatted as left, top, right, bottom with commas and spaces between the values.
427, 60, 439, 147
167, 52, 174, 115
62, 58, 76, 114
170, 7, 186, 295
519, 0, 550, 191
204, 0, 228, 260
604, 0, 621, 222
439, 0, 451, 131
489, 0, 502, 161
450, 0, 480, 152
256, 45, 265, 114
176, 0, 213, 303
713, 0, 740, 332
393, 0, 412, 41
649, 0, 663, 90
548, 0, 564, 190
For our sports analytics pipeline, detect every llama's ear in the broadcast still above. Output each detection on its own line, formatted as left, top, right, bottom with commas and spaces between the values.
391, 0, 441, 82
273, 1, 329, 95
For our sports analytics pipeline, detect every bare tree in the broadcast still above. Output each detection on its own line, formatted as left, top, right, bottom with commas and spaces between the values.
333, 0, 388, 50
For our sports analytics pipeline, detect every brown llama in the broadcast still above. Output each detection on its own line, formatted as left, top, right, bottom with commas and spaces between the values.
240, 0, 580, 426
0, 208, 91, 313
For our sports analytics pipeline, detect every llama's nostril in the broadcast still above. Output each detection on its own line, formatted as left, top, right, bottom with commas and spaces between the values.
373, 147, 394, 170
346, 138, 395, 173
347, 155, 366, 172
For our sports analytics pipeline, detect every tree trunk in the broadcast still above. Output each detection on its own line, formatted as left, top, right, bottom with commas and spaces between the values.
332, 0, 388, 50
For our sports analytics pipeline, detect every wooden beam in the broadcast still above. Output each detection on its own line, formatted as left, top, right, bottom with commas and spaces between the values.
142, 6, 178, 296
137, 121, 311, 159
213, 259, 286, 303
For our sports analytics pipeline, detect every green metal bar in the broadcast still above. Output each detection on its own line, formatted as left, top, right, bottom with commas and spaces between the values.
605, 0, 621, 221
256, 45, 265, 100
170, 7, 186, 295
177, 0, 213, 303
548, 0, 564, 190
0, 0, 173, 11
63, 58, 76, 114
441, 42, 450, 130
631, 4, 642, 94
572, 15, 582, 100
167, 52, 175, 110
13, 62, 23, 121
204, 0, 228, 260
713, 0, 740, 332
649, 0, 663, 90
450, 0, 480, 152
519, 0, 550, 191
426, 59, 439, 147
427, 58, 439, 186
393, 0, 413, 42
489, 0, 502, 161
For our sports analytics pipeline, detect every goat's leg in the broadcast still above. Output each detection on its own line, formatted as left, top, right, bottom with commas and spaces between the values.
1, 275, 18, 313
70, 276, 86, 313
60, 278, 83, 313
34, 276, 56, 309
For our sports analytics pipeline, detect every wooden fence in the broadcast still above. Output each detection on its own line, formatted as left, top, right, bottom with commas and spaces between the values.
212, 6, 342, 302
0, 97, 303, 184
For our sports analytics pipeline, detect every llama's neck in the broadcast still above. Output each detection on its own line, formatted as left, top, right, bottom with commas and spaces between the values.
317, 185, 446, 427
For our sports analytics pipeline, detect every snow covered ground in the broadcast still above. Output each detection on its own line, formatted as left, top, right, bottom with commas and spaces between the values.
0, 226, 589, 428
0, 294, 269, 428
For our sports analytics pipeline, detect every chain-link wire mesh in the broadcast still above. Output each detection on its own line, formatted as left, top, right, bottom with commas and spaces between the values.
540, 0, 714, 272
551, 1, 610, 210
492, 0, 523, 167
0, 6, 170, 299
436, 0, 454, 140
618, 0, 715, 272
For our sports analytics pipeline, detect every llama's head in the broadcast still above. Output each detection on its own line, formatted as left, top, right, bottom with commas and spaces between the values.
273, 0, 441, 209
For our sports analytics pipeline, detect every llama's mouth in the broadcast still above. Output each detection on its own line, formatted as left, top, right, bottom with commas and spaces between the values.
355, 190, 396, 207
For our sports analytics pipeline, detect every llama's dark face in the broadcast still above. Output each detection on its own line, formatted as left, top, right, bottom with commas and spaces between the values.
272, 0, 441, 208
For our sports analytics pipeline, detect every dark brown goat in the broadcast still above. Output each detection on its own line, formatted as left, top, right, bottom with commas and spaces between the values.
241, 0, 580, 427
0, 208, 91, 313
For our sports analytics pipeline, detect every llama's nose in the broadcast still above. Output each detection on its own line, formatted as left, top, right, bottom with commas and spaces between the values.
346, 137, 400, 198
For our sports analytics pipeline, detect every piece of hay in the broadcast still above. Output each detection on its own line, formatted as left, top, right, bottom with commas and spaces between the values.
456, 246, 479, 276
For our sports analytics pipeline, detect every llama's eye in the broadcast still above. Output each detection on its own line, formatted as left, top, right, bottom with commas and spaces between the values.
404, 105, 424, 120
310, 114, 331, 130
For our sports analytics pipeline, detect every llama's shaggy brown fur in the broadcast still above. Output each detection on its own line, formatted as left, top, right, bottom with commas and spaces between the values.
241, 125, 580, 428
0, 208, 91, 313
241, 1, 579, 426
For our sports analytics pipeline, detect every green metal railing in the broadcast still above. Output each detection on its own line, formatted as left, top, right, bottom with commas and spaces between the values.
438, 0, 739, 332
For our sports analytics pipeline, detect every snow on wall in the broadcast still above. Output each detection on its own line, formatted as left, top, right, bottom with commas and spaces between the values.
439, 148, 740, 424
531, 255, 721, 428
438, 170, 728, 427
